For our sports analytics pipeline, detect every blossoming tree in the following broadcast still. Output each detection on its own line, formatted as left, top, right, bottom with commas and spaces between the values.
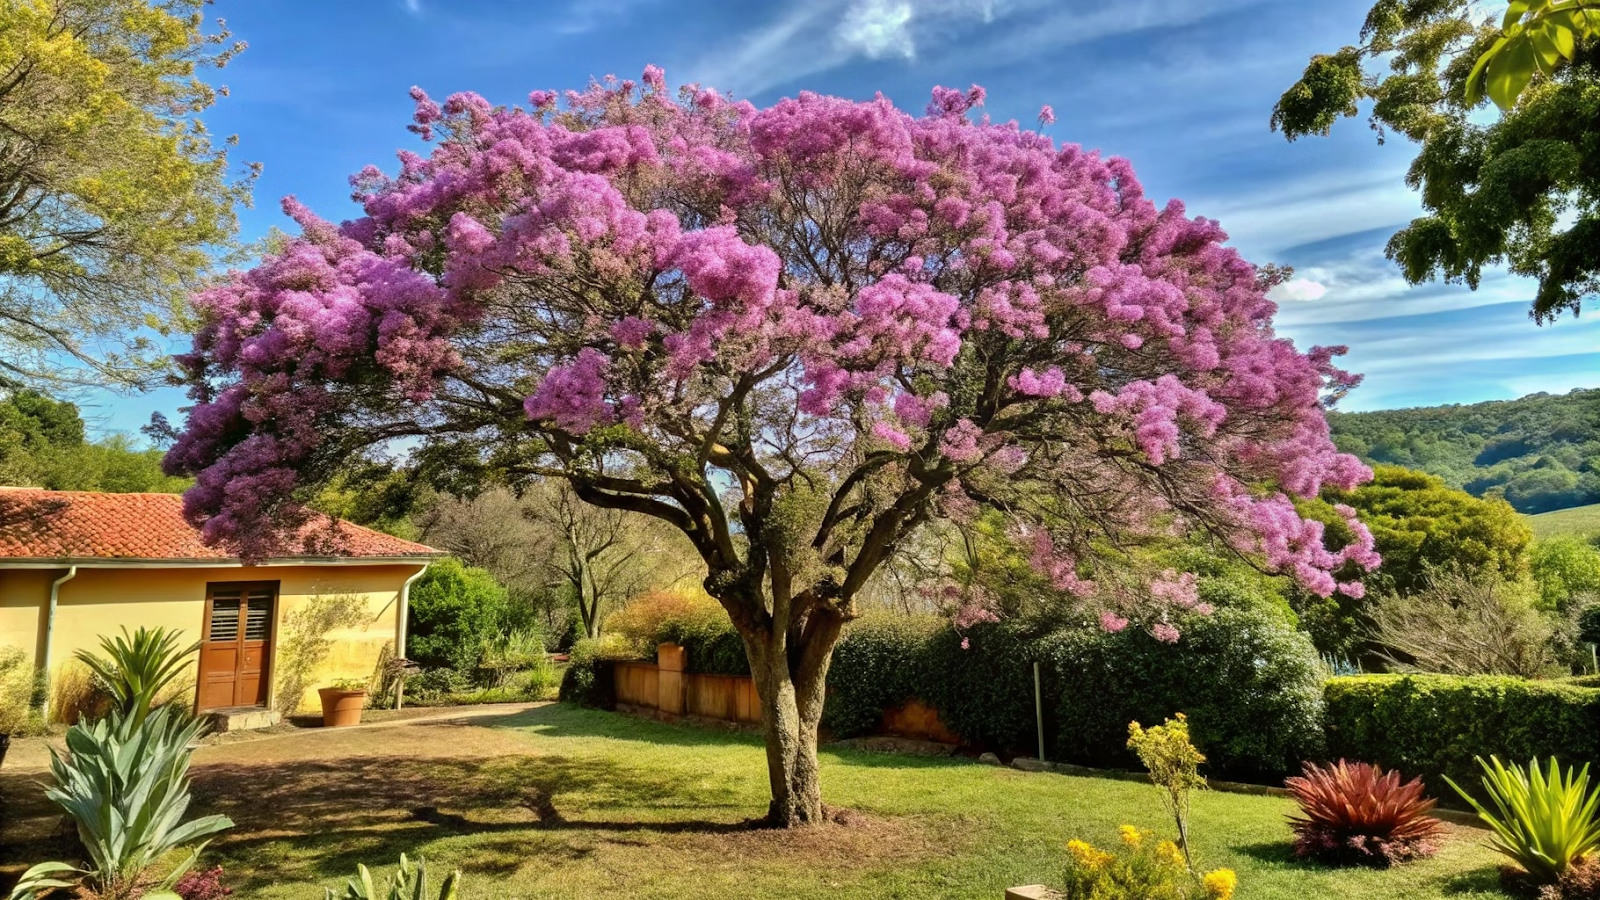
165, 69, 1378, 826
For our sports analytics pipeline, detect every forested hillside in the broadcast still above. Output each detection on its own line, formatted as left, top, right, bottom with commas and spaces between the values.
1328, 389, 1600, 514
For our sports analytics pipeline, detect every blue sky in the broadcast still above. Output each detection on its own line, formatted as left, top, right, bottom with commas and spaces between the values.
77, 0, 1599, 436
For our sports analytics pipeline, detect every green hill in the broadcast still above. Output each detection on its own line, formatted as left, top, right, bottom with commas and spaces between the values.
1527, 503, 1600, 539
1327, 388, 1600, 515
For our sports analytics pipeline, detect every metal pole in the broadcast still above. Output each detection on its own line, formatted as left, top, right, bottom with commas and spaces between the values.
1034, 660, 1045, 762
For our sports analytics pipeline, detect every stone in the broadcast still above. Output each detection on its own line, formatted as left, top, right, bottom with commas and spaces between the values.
1004, 886, 1062, 900
1010, 757, 1052, 772
204, 706, 281, 732
978, 751, 1003, 766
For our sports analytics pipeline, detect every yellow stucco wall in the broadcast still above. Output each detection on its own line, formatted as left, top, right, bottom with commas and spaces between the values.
0, 562, 426, 717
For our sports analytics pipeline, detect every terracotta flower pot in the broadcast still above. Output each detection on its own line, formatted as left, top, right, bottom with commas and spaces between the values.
318, 688, 367, 727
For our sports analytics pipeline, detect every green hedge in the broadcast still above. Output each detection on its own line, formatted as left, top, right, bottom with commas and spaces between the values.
1324, 674, 1600, 796
1044, 608, 1325, 781
821, 608, 1324, 781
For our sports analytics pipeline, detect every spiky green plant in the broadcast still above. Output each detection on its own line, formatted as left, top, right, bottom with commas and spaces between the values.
1445, 756, 1600, 883
42, 704, 232, 899
326, 854, 461, 900
75, 626, 198, 728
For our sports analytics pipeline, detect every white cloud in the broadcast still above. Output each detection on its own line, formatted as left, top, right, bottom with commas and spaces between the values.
684, 0, 1236, 99
837, 1, 916, 58
1269, 278, 1328, 302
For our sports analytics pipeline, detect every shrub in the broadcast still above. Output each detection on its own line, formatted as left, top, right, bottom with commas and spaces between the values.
1284, 760, 1445, 866
1369, 572, 1562, 678
476, 627, 550, 686
558, 634, 635, 709
1048, 608, 1326, 780
1127, 715, 1207, 869
1323, 675, 1600, 800
174, 866, 233, 899
1533, 536, 1600, 613
1060, 827, 1236, 900
821, 614, 941, 738
406, 559, 513, 672
0, 644, 39, 735
1446, 756, 1600, 885
43, 705, 232, 900
75, 627, 197, 729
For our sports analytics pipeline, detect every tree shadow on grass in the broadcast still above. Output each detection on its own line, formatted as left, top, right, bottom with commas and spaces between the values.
1440, 865, 1506, 895
187, 751, 761, 895
1235, 840, 1324, 870
483, 702, 767, 750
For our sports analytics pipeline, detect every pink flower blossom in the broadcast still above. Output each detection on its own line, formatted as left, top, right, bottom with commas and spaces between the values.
1038, 104, 1056, 126
1099, 611, 1129, 633
1151, 623, 1181, 644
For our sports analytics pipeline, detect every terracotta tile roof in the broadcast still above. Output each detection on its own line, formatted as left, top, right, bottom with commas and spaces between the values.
0, 488, 441, 562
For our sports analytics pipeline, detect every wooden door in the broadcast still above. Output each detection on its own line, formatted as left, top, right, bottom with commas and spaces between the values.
199, 581, 278, 710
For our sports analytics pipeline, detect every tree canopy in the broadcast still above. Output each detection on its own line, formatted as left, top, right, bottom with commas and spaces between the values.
1273, 0, 1599, 321
0, 0, 253, 389
1328, 388, 1600, 513
164, 70, 1376, 825
0, 388, 186, 491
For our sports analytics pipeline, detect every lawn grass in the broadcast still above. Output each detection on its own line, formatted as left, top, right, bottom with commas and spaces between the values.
1527, 502, 1600, 539
1, 704, 1510, 899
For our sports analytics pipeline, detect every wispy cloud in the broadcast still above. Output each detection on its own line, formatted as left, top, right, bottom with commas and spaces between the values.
685, 0, 1243, 99
404, 0, 420, 14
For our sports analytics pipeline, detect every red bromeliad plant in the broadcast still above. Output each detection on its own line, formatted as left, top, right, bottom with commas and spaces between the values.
163, 68, 1378, 826
1286, 760, 1447, 866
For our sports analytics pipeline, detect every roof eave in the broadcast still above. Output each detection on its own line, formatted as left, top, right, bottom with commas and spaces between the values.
0, 554, 446, 570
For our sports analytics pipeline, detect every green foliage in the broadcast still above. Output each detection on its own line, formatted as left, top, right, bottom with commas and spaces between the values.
606, 589, 747, 675
0, 0, 253, 390
406, 559, 514, 672
1324, 675, 1600, 802
1580, 604, 1600, 646
1127, 714, 1207, 868
820, 614, 943, 738
1468, 1, 1600, 109
1047, 609, 1326, 781
819, 609, 1323, 781
1532, 535, 1600, 611
5, 862, 82, 900
44, 705, 232, 900
1329, 390, 1600, 515
0, 390, 187, 492
1323, 465, 1532, 594
558, 634, 635, 709
325, 853, 460, 900
74, 626, 197, 729
1274, 1, 1599, 324
1445, 756, 1600, 883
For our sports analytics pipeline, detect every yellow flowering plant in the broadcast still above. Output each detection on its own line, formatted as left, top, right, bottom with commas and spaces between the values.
1128, 714, 1208, 870
1061, 826, 1236, 900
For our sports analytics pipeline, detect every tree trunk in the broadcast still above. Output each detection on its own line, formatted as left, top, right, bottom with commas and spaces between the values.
742, 612, 844, 827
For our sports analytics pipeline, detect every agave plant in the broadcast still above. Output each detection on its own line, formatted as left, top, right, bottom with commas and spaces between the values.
42, 704, 232, 899
1285, 760, 1446, 865
326, 854, 461, 900
1446, 756, 1600, 884
75, 626, 199, 729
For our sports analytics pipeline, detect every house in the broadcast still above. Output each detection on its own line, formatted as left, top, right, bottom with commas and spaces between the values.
0, 488, 443, 719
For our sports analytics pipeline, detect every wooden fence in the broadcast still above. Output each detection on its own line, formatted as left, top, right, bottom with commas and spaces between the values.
612, 643, 954, 741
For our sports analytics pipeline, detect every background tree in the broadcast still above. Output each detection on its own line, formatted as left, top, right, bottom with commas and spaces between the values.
522, 479, 698, 639
1295, 464, 1531, 656
0, 388, 187, 491
0, 0, 253, 389
1273, 0, 1598, 321
1530, 534, 1600, 612
164, 72, 1376, 826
